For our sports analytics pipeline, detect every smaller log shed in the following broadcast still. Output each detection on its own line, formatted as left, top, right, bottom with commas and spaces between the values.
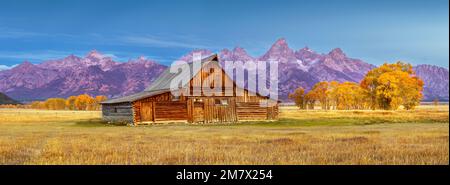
100, 54, 278, 125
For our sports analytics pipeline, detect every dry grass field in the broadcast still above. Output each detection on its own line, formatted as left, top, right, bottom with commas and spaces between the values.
0, 105, 448, 165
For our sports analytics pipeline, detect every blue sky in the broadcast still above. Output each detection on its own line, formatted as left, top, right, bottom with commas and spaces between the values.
0, 0, 448, 67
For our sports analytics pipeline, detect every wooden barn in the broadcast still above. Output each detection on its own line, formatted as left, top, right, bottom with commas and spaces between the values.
100, 54, 278, 125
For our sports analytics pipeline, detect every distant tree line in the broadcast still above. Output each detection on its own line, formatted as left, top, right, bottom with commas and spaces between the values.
289, 62, 424, 110
29, 94, 107, 111
0, 104, 29, 109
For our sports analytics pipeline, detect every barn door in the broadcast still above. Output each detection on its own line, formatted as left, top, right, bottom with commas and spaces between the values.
203, 98, 237, 123
193, 102, 204, 122
140, 101, 154, 122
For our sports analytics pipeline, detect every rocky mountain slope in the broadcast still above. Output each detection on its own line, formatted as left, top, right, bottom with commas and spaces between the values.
0, 92, 21, 105
0, 51, 166, 101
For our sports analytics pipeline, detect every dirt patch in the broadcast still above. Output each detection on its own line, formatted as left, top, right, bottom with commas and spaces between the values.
74, 119, 126, 127
379, 111, 394, 115
262, 138, 294, 144
336, 136, 369, 143
287, 132, 306, 135
436, 136, 449, 141
361, 131, 381, 134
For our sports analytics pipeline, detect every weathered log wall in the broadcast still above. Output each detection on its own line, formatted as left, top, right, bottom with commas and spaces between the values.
102, 103, 133, 123
236, 102, 267, 120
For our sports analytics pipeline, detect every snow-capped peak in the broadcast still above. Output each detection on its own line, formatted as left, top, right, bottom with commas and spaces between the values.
260, 38, 296, 63
137, 56, 147, 61
328, 48, 347, 60
86, 50, 105, 59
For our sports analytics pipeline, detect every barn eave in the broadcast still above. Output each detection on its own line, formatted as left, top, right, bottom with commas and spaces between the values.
100, 89, 170, 104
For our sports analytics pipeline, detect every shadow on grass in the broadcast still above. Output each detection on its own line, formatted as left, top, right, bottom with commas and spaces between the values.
240, 118, 362, 127
171, 117, 417, 127
74, 119, 127, 127
236, 117, 427, 127
183, 118, 360, 127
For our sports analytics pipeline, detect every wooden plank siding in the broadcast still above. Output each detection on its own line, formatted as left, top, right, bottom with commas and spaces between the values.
200, 97, 237, 123
188, 61, 235, 97
154, 101, 188, 121
236, 102, 267, 120
132, 92, 173, 124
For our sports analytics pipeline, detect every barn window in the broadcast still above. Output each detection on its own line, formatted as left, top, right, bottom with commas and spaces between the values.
215, 99, 228, 106
172, 96, 180, 101
221, 99, 228, 105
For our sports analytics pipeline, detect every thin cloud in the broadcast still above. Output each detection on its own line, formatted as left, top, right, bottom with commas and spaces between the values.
0, 27, 221, 51
119, 35, 210, 49
0, 51, 76, 61
0, 27, 78, 39
0, 28, 46, 39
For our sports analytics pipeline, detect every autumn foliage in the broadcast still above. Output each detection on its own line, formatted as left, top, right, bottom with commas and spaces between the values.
361, 62, 423, 110
30, 94, 107, 111
288, 87, 306, 109
290, 61, 424, 110
290, 81, 369, 110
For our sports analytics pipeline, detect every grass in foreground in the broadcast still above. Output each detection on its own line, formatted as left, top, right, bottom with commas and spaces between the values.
0, 106, 448, 164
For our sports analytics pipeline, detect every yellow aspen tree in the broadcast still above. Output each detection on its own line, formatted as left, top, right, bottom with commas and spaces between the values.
288, 87, 306, 109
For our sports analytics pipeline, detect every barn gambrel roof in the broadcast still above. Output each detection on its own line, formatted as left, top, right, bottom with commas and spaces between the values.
144, 54, 218, 92
101, 54, 218, 104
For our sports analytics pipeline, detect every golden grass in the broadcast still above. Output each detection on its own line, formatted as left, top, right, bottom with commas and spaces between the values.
275, 105, 449, 126
0, 109, 101, 123
0, 106, 448, 165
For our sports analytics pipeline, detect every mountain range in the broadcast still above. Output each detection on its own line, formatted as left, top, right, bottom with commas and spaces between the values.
0, 38, 448, 101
